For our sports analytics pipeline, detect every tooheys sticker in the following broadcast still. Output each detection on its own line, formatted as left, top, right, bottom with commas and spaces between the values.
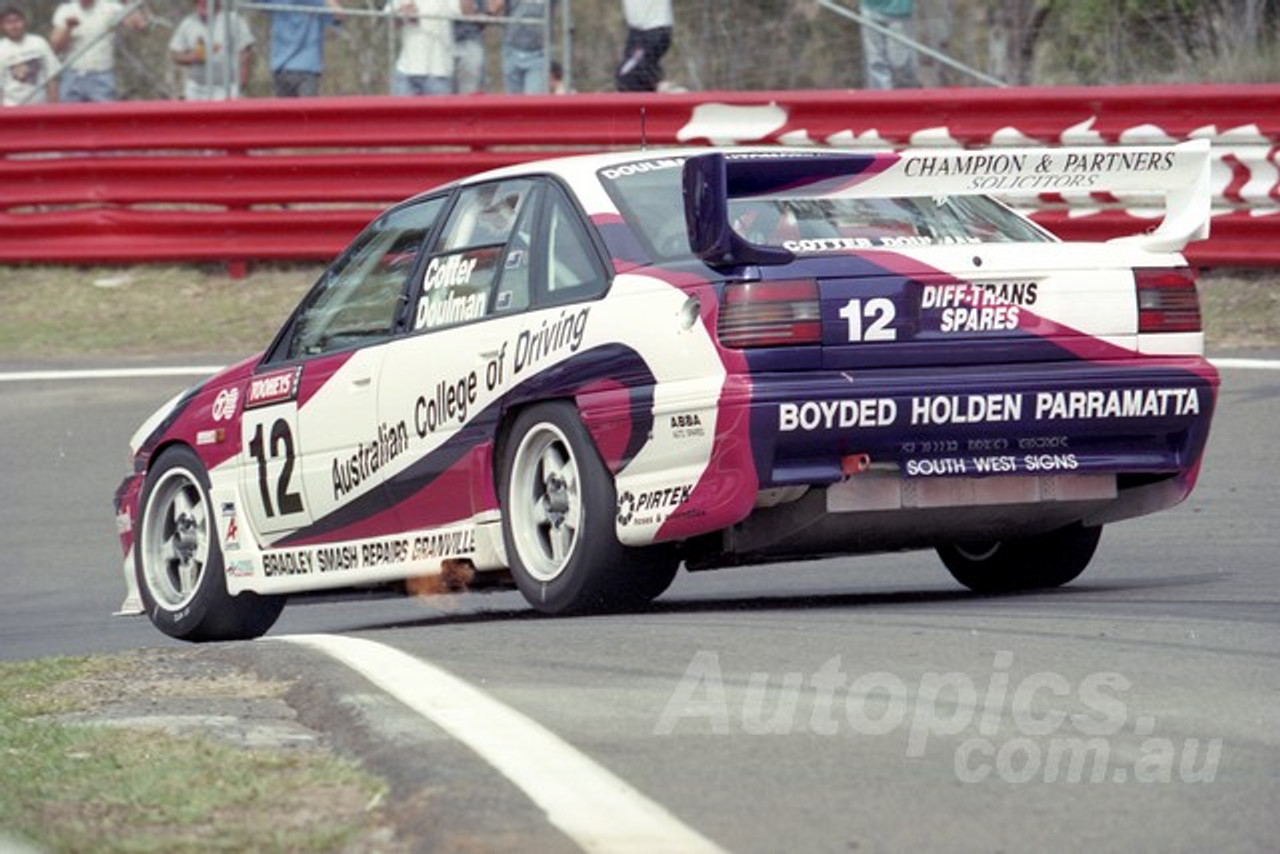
245, 366, 302, 409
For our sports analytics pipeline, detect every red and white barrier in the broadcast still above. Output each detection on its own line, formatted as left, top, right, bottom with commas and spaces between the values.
2, 85, 1277, 267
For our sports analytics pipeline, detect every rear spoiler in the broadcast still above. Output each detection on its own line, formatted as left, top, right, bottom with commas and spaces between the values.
682, 139, 1211, 267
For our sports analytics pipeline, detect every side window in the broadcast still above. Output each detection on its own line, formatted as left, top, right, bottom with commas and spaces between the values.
437, 179, 535, 252
492, 190, 538, 315
282, 197, 445, 359
413, 179, 536, 332
540, 185, 608, 305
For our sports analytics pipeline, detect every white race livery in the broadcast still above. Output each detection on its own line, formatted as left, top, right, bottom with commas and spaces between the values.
115, 143, 1218, 641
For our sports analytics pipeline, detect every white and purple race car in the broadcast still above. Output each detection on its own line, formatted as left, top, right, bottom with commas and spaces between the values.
114, 142, 1219, 641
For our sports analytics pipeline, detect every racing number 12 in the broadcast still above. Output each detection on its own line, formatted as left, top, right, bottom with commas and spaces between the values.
840, 297, 897, 342
248, 419, 304, 518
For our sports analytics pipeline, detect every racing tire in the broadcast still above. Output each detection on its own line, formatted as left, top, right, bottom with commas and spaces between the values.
613, 548, 681, 608
499, 402, 677, 614
135, 446, 285, 641
937, 523, 1103, 594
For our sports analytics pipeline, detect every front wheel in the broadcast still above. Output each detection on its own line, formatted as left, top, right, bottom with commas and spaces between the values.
135, 446, 284, 641
499, 402, 677, 614
937, 523, 1103, 594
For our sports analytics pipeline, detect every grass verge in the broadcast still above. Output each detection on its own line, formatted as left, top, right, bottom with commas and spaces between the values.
1198, 268, 1280, 350
0, 264, 1275, 360
0, 265, 319, 360
0, 651, 390, 854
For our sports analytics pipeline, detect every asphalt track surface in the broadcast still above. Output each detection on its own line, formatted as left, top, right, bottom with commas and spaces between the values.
1, 358, 1277, 853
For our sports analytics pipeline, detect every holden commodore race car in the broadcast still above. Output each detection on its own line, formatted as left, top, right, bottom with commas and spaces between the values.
114, 141, 1219, 641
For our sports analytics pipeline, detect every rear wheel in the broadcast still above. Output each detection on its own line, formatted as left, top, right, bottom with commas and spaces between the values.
937, 523, 1103, 594
614, 551, 681, 607
499, 402, 678, 614
135, 446, 284, 641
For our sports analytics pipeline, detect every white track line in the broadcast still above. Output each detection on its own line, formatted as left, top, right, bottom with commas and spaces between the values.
277, 633, 726, 854
1212, 357, 1280, 371
0, 366, 223, 383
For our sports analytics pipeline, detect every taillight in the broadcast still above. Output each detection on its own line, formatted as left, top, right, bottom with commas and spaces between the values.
1135, 268, 1201, 333
718, 279, 821, 348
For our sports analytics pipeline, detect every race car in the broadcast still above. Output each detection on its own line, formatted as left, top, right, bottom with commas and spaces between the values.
114, 141, 1219, 641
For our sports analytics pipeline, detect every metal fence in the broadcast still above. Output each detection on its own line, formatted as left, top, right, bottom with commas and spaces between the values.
31, 0, 570, 101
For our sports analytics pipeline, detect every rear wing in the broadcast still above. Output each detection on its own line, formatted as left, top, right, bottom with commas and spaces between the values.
682, 139, 1211, 267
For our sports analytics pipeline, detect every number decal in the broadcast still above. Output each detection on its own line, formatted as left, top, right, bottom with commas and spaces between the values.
248, 419, 305, 518
839, 297, 898, 342
248, 423, 271, 515
270, 420, 305, 515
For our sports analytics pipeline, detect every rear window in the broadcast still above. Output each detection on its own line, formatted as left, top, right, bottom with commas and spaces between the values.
598, 157, 1055, 261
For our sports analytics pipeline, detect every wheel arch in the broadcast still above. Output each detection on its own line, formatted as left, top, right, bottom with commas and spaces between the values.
142, 439, 201, 480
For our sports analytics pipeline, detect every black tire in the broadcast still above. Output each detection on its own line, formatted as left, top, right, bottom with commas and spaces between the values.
134, 446, 285, 641
499, 402, 677, 614
937, 523, 1103, 594
613, 549, 681, 607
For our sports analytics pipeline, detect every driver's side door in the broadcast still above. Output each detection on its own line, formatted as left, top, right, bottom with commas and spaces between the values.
239, 196, 447, 546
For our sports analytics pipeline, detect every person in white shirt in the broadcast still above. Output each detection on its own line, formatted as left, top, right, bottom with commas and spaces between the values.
49, 0, 146, 102
168, 0, 255, 100
1, 6, 60, 106
615, 0, 671, 91
391, 0, 458, 95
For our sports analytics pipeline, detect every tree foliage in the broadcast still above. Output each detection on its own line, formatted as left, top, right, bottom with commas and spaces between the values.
1035, 0, 1280, 84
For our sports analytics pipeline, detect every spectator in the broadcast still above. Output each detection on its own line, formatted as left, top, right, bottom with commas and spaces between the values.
614, 0, 670, 92
169, 0, 255, 100
860, 0, 918, 89
269, 0, 344, 97
501, 0, 548, 94
454, 0, 498, 94
391, 0, 458, 95
49, 0, 145, 102
0, 6, 59, 105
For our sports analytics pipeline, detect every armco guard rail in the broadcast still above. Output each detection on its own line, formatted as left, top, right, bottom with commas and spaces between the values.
2, 84, 1278, 267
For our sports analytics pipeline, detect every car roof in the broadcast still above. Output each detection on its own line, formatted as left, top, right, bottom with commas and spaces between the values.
448, 146, 885, 188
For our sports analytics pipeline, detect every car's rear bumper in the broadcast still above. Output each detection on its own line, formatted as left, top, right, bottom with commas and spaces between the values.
749, 355, 1217, 489
648, 354, 1216, 552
